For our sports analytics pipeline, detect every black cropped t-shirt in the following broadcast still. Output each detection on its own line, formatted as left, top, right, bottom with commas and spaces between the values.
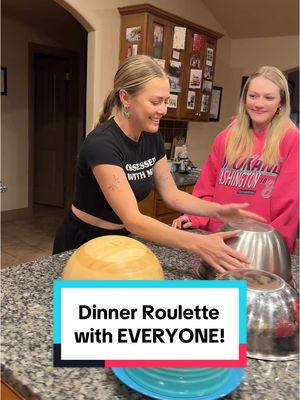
73, 118, 166, 224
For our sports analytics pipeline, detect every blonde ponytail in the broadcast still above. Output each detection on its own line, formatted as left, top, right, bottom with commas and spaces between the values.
96, 55, 167, 127
97, 91, 116, 126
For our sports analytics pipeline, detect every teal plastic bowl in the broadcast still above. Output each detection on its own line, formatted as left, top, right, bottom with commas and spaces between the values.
112, 367, 245, 399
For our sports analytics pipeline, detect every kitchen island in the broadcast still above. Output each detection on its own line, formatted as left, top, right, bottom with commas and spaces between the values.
1, 237, 299, 400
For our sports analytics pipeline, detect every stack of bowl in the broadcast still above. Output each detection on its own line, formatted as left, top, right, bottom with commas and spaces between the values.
63, 236, 246, 398
218, 269, 299, 361
113, 367, 245, 399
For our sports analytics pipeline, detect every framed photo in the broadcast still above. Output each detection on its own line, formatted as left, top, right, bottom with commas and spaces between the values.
168, 75, 181, 93
1, 67, 7, 96
189, 69, 202, 89
204, 65, 213, 80
209, 86, 223, 121
192, 33, 204, 53
126, 26, 141, 43
190, 54, 201, 68
169, 60, 181, 77
187, 90, 196, 110
167, 93, 178, 108
205, 47, 214, 66
153, 24, 164, 58
200, 94, 210, 113
202, 80, 213, 94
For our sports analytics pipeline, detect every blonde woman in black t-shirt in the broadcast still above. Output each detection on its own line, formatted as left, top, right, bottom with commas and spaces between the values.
53, 55, 265, 274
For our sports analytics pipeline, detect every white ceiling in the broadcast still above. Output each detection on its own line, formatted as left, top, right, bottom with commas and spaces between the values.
202, 0, 299, 38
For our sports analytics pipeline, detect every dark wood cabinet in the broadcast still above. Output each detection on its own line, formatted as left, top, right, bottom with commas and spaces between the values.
138, 184, 194, 225
118, 4, 223, 122
1, 381, 24, 400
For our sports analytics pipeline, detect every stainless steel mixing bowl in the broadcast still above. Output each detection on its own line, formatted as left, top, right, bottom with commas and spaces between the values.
196, 219, 292, 283
218, 269, 299, 361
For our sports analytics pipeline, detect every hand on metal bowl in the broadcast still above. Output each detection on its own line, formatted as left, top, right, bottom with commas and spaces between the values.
190, 230, 251, 274
214, 202, 267, 225
195, 218, 293, 283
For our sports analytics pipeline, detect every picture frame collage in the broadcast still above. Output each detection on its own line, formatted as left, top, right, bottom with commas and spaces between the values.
162, 25, 186, 110
124, 24, 220, 118
187, 35, 215, 114
125, 26, 142, 57
151, 25, 216, 115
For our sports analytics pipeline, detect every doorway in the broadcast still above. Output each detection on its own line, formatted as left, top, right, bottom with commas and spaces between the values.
286, 67, 299, 127
28, 43, 85, 214
34, 53, 69, 207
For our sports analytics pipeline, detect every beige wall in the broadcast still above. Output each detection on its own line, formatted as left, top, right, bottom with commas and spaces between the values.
58, 0, 232, 168
60, 0, 298, 168
1, 6, 86, 212
227, 36, 299, 112
187, 34, 233, 167
188, 35, 299, 166
2, 0, 299, 212
57, 0, 225, 133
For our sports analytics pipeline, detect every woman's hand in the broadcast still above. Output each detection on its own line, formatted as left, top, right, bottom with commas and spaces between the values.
215, 203, 266, 224
191, 231, 251, 273
172, 215, 192, 229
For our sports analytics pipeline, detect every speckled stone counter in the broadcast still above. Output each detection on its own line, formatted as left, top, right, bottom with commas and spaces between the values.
1, 236, 299, 400
172, 170, 199, 187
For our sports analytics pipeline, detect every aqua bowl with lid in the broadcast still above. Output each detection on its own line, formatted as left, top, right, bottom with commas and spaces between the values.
112, 367, 245, 399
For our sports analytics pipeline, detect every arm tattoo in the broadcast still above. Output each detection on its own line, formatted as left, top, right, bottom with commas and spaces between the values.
108, 174, 120, 191
171, 198, 181, 209
160, 172, 170, 182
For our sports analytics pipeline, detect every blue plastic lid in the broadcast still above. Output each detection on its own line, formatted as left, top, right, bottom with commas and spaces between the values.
112, 367, 245, 399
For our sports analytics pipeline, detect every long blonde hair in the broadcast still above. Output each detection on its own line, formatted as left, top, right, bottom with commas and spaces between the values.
226, 66, 296, 166
97, 55, 167, 125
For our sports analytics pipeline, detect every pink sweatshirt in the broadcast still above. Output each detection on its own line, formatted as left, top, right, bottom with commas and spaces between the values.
187, 126, 299, 252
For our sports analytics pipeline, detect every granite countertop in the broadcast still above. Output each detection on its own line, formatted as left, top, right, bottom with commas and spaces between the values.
1, 235, 299, 400
172, 170, 199, 187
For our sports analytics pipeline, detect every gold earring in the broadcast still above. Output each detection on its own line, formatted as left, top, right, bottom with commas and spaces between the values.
276, 106, 282, 115
122, 106, 130, 119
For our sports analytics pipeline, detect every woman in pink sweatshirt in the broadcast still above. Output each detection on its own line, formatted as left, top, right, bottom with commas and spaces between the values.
172, 66, 299, 252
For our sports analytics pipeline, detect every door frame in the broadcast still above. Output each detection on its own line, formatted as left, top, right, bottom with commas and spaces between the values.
28, 43, 85, 216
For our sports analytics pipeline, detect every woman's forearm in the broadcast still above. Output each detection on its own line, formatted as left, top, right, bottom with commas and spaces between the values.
123, 212, 251, 274
124, 212, 202, 252
162, 188, 221, 218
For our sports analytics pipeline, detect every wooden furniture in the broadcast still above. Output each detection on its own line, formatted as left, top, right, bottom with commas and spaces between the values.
118, 3, 223, 121
138, 184, 193, 225
1, 381, 24, 400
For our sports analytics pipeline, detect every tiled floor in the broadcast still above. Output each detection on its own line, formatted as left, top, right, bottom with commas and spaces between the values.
1, 205, 65, 269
